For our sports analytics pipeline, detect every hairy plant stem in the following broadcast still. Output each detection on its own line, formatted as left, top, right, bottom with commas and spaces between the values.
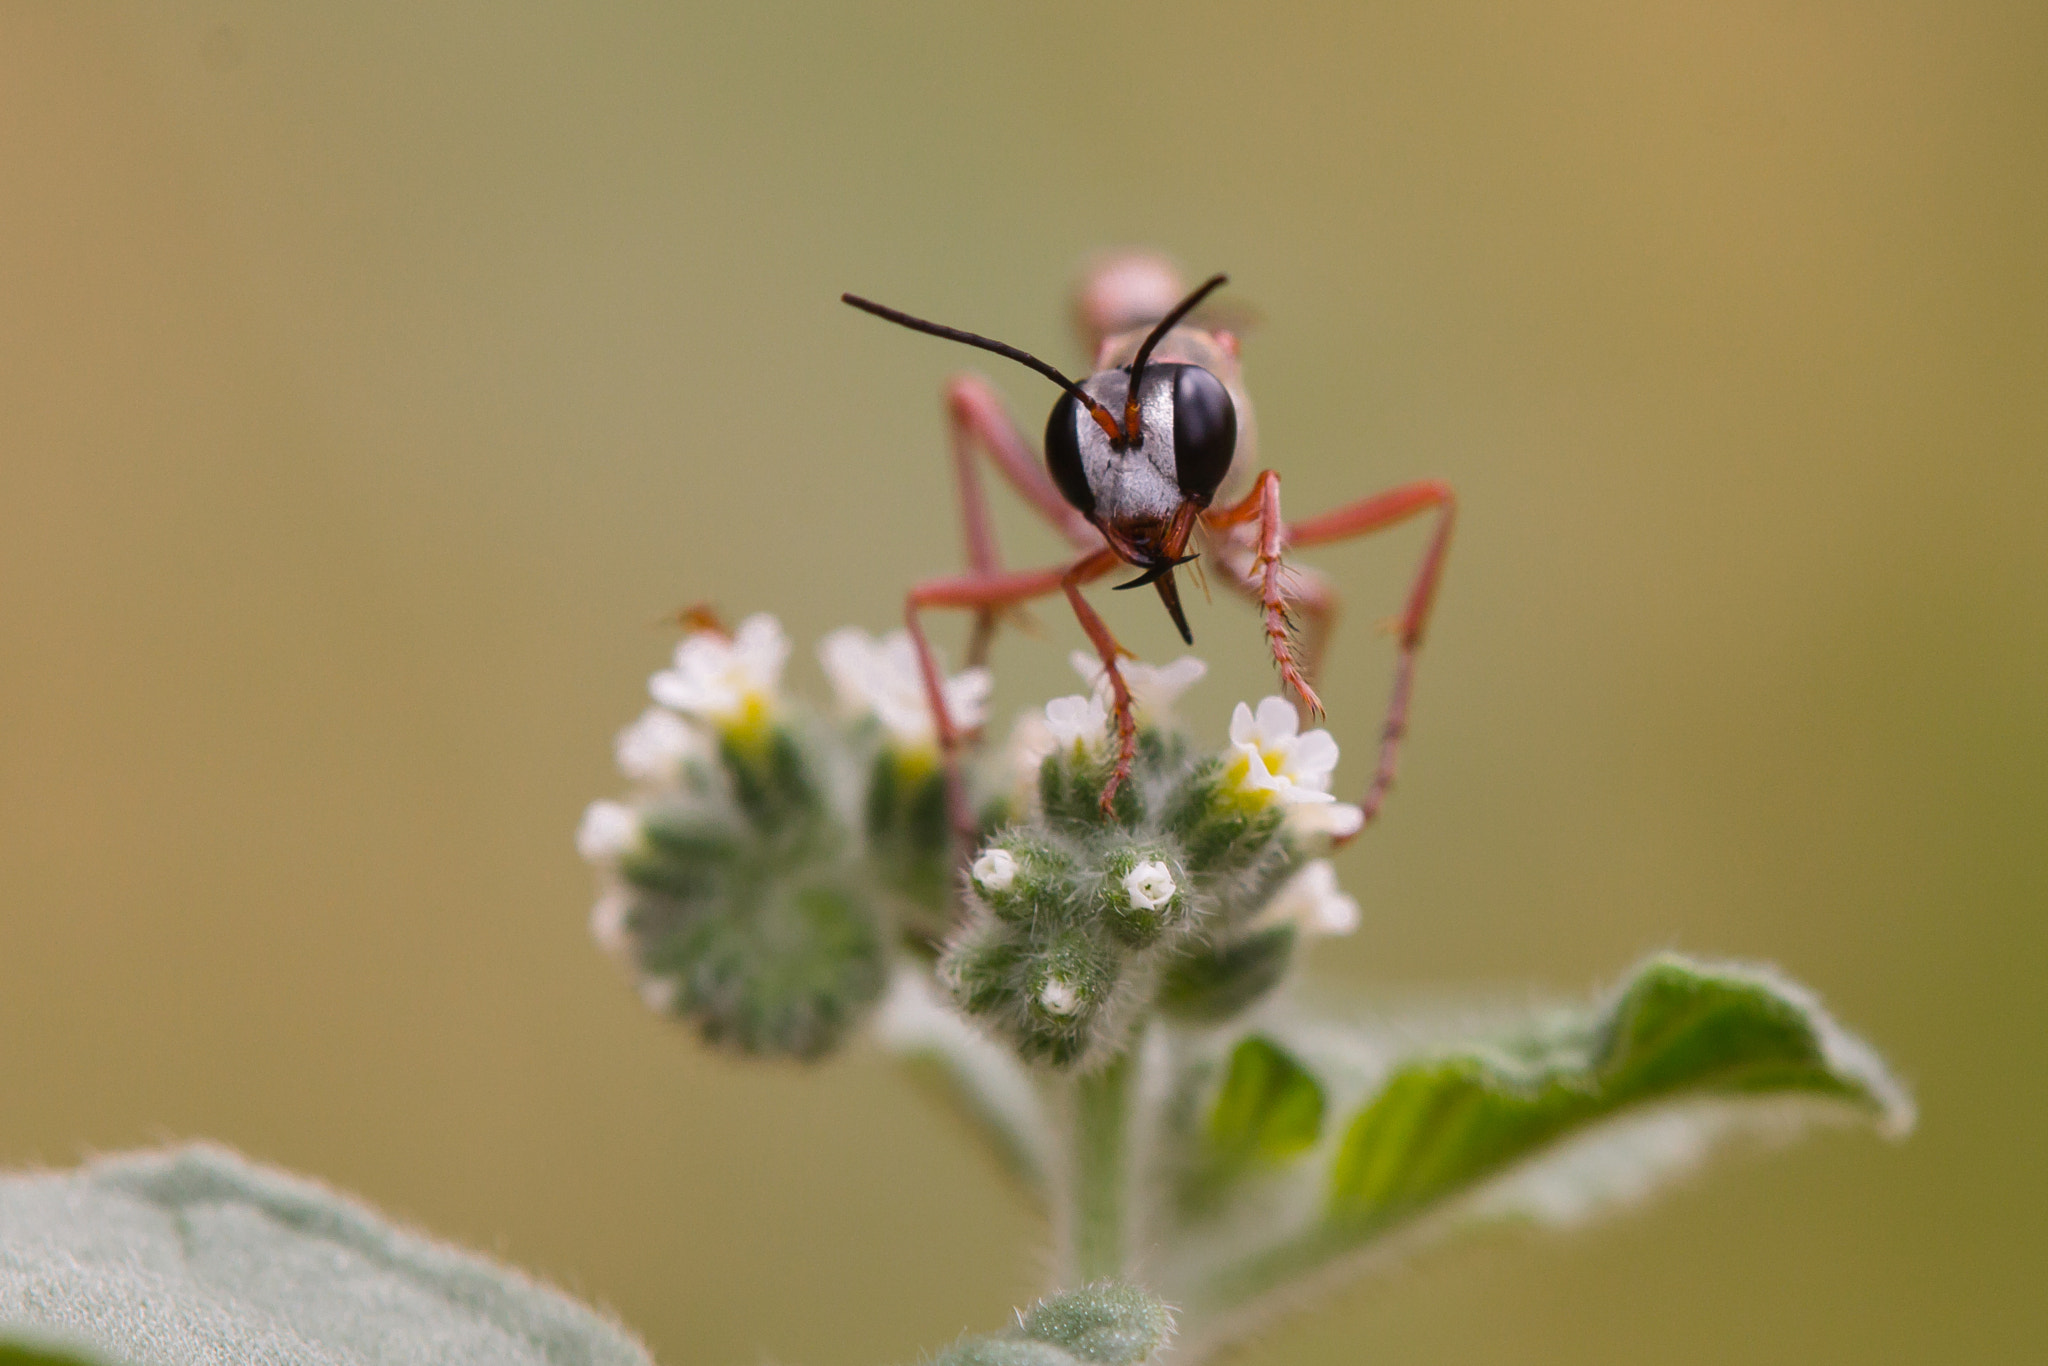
1070, 1050, 1133, 1283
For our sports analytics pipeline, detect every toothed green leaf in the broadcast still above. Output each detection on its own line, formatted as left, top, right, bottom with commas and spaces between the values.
1172, 955, 1912, 1327
1209, 1036, 1326, 1167
1325, 955, 1912, 1229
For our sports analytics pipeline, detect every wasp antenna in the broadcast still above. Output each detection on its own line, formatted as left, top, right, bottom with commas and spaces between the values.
1122, 273, 1229, 441
842, 293, 1122, 442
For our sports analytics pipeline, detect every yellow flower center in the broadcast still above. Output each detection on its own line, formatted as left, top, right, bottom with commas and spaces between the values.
1222, 745, 1286, 811
718, 690, 777, 747
890, 744, 939, 785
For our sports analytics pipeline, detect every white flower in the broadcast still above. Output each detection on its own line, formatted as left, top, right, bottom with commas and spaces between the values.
638, 975, 682, 1013
1288, 798, 1366, 842
1037, 976, 1082, 1017
819, 627, 991, 751
1222, 696, 1342, 808
1122, 860, 1177, 911
1257, 859, 1361, 937
590, 887, 634, 955
1004, 708, 1057, 792
1069, 651, 1207, 725
614, 707, 704, 785
649, 613, 789, 731
576, 799, 643, 863
971, 847, 1019, 893
1044, 693, 1110, 752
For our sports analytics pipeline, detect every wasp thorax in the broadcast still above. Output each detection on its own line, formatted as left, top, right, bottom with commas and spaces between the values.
1044, 364, 1238, 532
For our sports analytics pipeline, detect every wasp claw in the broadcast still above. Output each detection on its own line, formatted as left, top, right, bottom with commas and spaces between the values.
1112, 553, 1200, 591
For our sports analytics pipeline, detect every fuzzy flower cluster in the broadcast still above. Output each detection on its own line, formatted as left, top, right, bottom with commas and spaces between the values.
946, 666, 1368, 1065
577, 610, 1367, 1066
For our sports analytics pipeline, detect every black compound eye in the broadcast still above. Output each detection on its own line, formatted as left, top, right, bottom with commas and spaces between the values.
1172, 365, 1237, 505
1044, 391, 1096, 517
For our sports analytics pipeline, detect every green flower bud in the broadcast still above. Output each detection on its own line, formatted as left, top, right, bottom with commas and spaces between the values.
1018, 1282, 1175, 1366
1155, 926, 1297, 1022
970, 835, 1082, 927
1038, 745, 1142, 833
928, 1282, 1174, 1366
719, 723, 826, 847
863, 747, 953, 936
1027, 929, 1114, 1021
945, 921, 1123, 1068
1097, 845, 1189, 947
1161, 760, 1287, 879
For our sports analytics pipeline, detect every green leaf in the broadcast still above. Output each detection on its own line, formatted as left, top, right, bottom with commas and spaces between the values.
1324, 955, 1912, 1230
1209, 1036, 1326, 1168
1163, 955, 1913, 1349
0, 1145, 654, 1366
1175, 1035, 1329, 1218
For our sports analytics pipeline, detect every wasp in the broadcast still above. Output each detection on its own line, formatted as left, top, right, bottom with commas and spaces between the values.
844, 253, 1455, 838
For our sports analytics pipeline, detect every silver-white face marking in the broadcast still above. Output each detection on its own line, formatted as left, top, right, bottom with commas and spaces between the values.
1065, 368, 1185, 525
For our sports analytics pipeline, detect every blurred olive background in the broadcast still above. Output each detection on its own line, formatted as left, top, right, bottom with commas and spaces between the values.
2, 3, 2042, 1363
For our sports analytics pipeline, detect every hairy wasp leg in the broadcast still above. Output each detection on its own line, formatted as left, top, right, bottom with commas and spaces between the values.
1208, 545, 1338, 706
1202, 471, 1324, 718
1285, 478, 1458, 841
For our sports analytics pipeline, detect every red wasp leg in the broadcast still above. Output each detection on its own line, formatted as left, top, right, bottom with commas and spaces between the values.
946, 385, 1005, 669
1216, 558, 1339, 700
943, 375, 1105, 666
906, 547, 1123, 838
1201, 471, 1325, 718
1059, 551, 1142, 812
1284, 479, 1458, 840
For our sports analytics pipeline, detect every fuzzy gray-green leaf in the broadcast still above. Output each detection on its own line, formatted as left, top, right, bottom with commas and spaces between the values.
0, 1145, 653, 1366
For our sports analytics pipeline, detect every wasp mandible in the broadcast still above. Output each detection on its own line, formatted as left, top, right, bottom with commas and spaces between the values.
843, 253, 1455, 836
